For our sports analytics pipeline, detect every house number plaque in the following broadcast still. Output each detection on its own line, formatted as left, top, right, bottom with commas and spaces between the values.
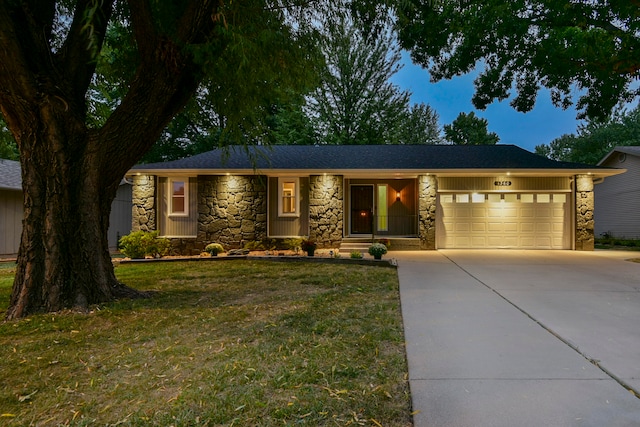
494, 180, 512, 186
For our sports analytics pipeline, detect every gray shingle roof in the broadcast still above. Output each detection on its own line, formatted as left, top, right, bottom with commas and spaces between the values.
0, 159, 21, 191
134, 144, 611, 172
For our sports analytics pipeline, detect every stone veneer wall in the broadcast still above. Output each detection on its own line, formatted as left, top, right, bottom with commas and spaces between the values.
309, 175, 343, 248
131, 175, 156, 232
418, 175, 437, 250
197, 175, 267, 250
575, 174, 594, 251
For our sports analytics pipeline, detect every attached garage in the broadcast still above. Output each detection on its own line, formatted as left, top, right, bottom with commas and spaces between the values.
437, 192, 571, 249
436, 176, 572, 249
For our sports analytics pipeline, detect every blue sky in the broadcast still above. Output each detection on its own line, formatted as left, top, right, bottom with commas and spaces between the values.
392, 53, 583, 152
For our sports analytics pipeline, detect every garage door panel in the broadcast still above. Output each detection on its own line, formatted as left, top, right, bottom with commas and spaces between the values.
520, 208, 535, 217
455, 223, 470, 232
472, 208, 486, 217
438, 192, 570, 249
536, 223, 551, 233
503, 222, 518, 232
472, 222, 486, 232
520, 222, 535, 232
455, 207, 471, 218
487, 222, 503, 232
471, 236, 488, 246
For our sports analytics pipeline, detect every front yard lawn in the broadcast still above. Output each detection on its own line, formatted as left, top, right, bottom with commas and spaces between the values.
0, 260, 412, 426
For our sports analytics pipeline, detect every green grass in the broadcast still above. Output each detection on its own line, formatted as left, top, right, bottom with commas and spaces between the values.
595, 237, 640, 251
0, 260, 411, 426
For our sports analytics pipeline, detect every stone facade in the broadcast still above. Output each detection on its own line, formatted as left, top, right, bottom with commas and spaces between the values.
575, 174, 595, 251
309, 175, 343, 248
197, 175, 267, 249
131, 175, 156, 232
418, 175, 437, 250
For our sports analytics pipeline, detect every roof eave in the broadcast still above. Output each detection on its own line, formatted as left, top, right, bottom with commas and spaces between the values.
128, 167, 624, 179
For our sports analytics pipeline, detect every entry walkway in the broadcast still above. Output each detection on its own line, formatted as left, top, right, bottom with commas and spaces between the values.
396, 250, 640, 427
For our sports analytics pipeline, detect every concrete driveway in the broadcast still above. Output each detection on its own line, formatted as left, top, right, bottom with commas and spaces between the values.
397, 250, 640, 427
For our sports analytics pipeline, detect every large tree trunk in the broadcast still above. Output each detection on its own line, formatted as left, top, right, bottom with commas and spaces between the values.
0, 1, 221, 319
6, 119, 138, 319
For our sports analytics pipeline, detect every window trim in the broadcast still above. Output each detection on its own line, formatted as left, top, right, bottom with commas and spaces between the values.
169, 177, 189, 217
278, 177, 300, 217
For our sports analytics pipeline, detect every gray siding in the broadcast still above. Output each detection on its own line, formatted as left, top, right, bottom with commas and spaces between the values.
158, 177, 198, 237
0, 189, 22, 255
108, 184, 132, 249
1, 184, 132, 255
595, 154, 640, 238
268, 177, 309, 237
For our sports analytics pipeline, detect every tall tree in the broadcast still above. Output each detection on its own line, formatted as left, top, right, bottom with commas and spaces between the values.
535, 104, 640, 164
0, 1, 318, 319
397, 102, 442, 145
444, 112, 499, 145
306, 9, 412, 145
396, 1, 640, 121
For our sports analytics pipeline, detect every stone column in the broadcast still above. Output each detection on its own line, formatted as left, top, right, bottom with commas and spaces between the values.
309, 175, 343, 248
418, 175, 437, 250
131, 175, 156, 232
197, 175, 267, 249
575, 174, 594, 251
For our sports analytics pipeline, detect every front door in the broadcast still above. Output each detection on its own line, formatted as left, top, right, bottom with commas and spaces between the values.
351, 185, 373, 234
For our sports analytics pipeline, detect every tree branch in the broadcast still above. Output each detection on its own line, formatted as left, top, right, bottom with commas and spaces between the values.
57, 0, 115, 106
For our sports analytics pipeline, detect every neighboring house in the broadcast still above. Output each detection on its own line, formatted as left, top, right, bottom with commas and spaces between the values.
0, 159, 22, 255
129, 144, 623, 254
0, 159, 132, 255
595, 146, 639, 239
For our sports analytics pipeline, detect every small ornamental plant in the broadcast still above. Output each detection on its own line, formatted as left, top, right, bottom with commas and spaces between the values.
368, 243, 388, 260
204, 243, 225, 256
350, 250, 363, 259
300, 239, 317, 256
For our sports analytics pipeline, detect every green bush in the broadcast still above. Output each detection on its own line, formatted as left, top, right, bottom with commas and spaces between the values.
119, 231, 170, 259
283, 238, 303, 253
204, 243, 225, 255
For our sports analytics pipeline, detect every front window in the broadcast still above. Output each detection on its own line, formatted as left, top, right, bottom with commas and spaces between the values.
170, 178, 188, 216
278, 177, 299, 217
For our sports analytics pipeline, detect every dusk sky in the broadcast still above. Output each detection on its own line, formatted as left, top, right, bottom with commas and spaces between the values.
392, 52, 584, 152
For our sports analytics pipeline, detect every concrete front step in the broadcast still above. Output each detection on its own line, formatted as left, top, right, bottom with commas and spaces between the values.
339, 238, 420, 253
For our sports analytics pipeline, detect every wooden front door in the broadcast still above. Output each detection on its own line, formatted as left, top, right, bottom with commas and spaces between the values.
351, 185, 373, 234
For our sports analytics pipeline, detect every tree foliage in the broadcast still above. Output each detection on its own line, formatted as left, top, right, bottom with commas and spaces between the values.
0, 115, 18, 160
306, 10, 411, 145
396, 0, 640, 121
444, 112, 499, 145
535, 104, 640, 164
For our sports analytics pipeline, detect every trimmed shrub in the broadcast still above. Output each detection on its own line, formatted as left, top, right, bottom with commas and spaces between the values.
119, 231, 170, 259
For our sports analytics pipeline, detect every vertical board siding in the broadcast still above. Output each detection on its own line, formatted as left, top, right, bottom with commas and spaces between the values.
158, 177, 198, 237
0, 190, 22, 255
438, 176, 571, 192
268, 177, 309, 237
595, 155, 640, 238
108, 184, 132, 249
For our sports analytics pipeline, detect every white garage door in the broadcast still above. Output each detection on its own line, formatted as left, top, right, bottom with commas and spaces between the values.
437, 193, 571, 249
